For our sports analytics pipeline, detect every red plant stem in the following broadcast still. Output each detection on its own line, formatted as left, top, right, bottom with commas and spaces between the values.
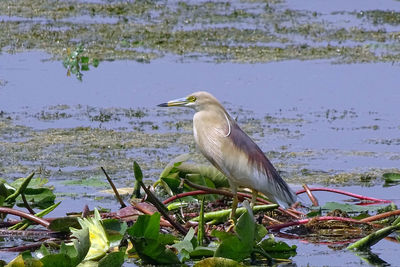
0, 207, 50, 228
296, 187, 391, 203
267, 216, 369, 231
302, 184, 319, 206
0, 239, 61, 252
163, 190, 210, 204
360, 210, 400, 223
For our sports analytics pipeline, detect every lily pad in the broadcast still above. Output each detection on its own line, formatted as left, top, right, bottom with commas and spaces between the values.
383, 173, 400, 186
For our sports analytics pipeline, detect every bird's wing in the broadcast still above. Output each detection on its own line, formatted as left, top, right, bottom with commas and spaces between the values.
225, 121, 297, 207
193, 110, 230, 175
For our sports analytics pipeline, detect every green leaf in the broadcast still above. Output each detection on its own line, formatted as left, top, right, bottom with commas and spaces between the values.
347, 220, 400, 251
177, 162, 229, 188
63, 227, 91, 265
48, 217, 80, 232
98, 250, 125, 267
127, 213, 160, 241
212, 205, 254, 262
102, 219, 127, 245
73, 209, 110, 261
383, 172, 400, 186
160, 177, 182, 195
258, 235, 297, 259
5, 172, 34, 202
40, 254, 72, 267
6, 252, 42, 267
127, 213, 180, 264
133, 161, 143, 182
235, 206, 255, 247
306, 209, 321, 218
186, 174, 218, 201
383, 172, 400, 182
62, 177, 108, 187
103, 219, 127, 235
190, 246, 216, 258
80, 56, 89, 64
0, 182, 8, 207
171, 228, 196, 262
159, 154, 190, 179
157, 233, 177, 246
35, 244, 50, 258
92, 59, 100, 68
81, 64, 89, 71
16, 187, 56, 209
213, 230, 249, 262
194, 257, 244, 267
254, 224, 268, 243
0, 182, 9, 199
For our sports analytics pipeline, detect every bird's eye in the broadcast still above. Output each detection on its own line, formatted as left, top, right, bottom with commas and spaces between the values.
187, 96, 196, 102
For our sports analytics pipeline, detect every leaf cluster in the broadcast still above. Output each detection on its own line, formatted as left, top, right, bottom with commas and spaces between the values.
63, 44, 100, 81
0, 173, 56, 222
126, 205, 296, 266
156, 155, 229, 205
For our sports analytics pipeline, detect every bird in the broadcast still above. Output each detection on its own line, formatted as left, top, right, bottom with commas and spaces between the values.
158, 91, 296, 219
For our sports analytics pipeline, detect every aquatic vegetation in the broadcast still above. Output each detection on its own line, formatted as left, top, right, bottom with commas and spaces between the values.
0, 0, 400, 63
70, 209, 110, 261
1, 163, 398, 266
63, 44, 99, 81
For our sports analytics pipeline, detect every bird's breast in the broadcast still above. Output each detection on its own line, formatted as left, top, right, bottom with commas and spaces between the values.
193, 110, 230, 172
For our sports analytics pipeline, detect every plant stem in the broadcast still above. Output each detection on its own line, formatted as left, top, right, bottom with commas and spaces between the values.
296, 187, 390, 203
21, 193, 35, 215
101, 167, 127, 208
139, 182, 188, 235
360, 210, 400, 223
0, 207, 50, 228
302, 184, 319, 206
183, 179, 301, 219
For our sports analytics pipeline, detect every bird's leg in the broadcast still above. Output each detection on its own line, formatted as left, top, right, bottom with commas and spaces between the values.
230, 193, 238, 221
226, 185, 238, 232
226, 193, 238, 232
251, 189, 258, 208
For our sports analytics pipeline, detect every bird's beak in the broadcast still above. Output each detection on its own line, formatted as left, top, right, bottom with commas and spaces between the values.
157, 97, 189, 107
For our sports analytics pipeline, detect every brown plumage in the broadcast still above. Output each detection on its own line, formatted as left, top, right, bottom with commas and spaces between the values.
158, 91, 296, 218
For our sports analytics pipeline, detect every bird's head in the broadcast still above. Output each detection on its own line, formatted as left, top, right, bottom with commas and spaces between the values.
158, 91, 223, 112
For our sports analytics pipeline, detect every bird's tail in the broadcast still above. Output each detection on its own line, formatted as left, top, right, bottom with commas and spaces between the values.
262, 169, 297, 209
274, 188, 297, 209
